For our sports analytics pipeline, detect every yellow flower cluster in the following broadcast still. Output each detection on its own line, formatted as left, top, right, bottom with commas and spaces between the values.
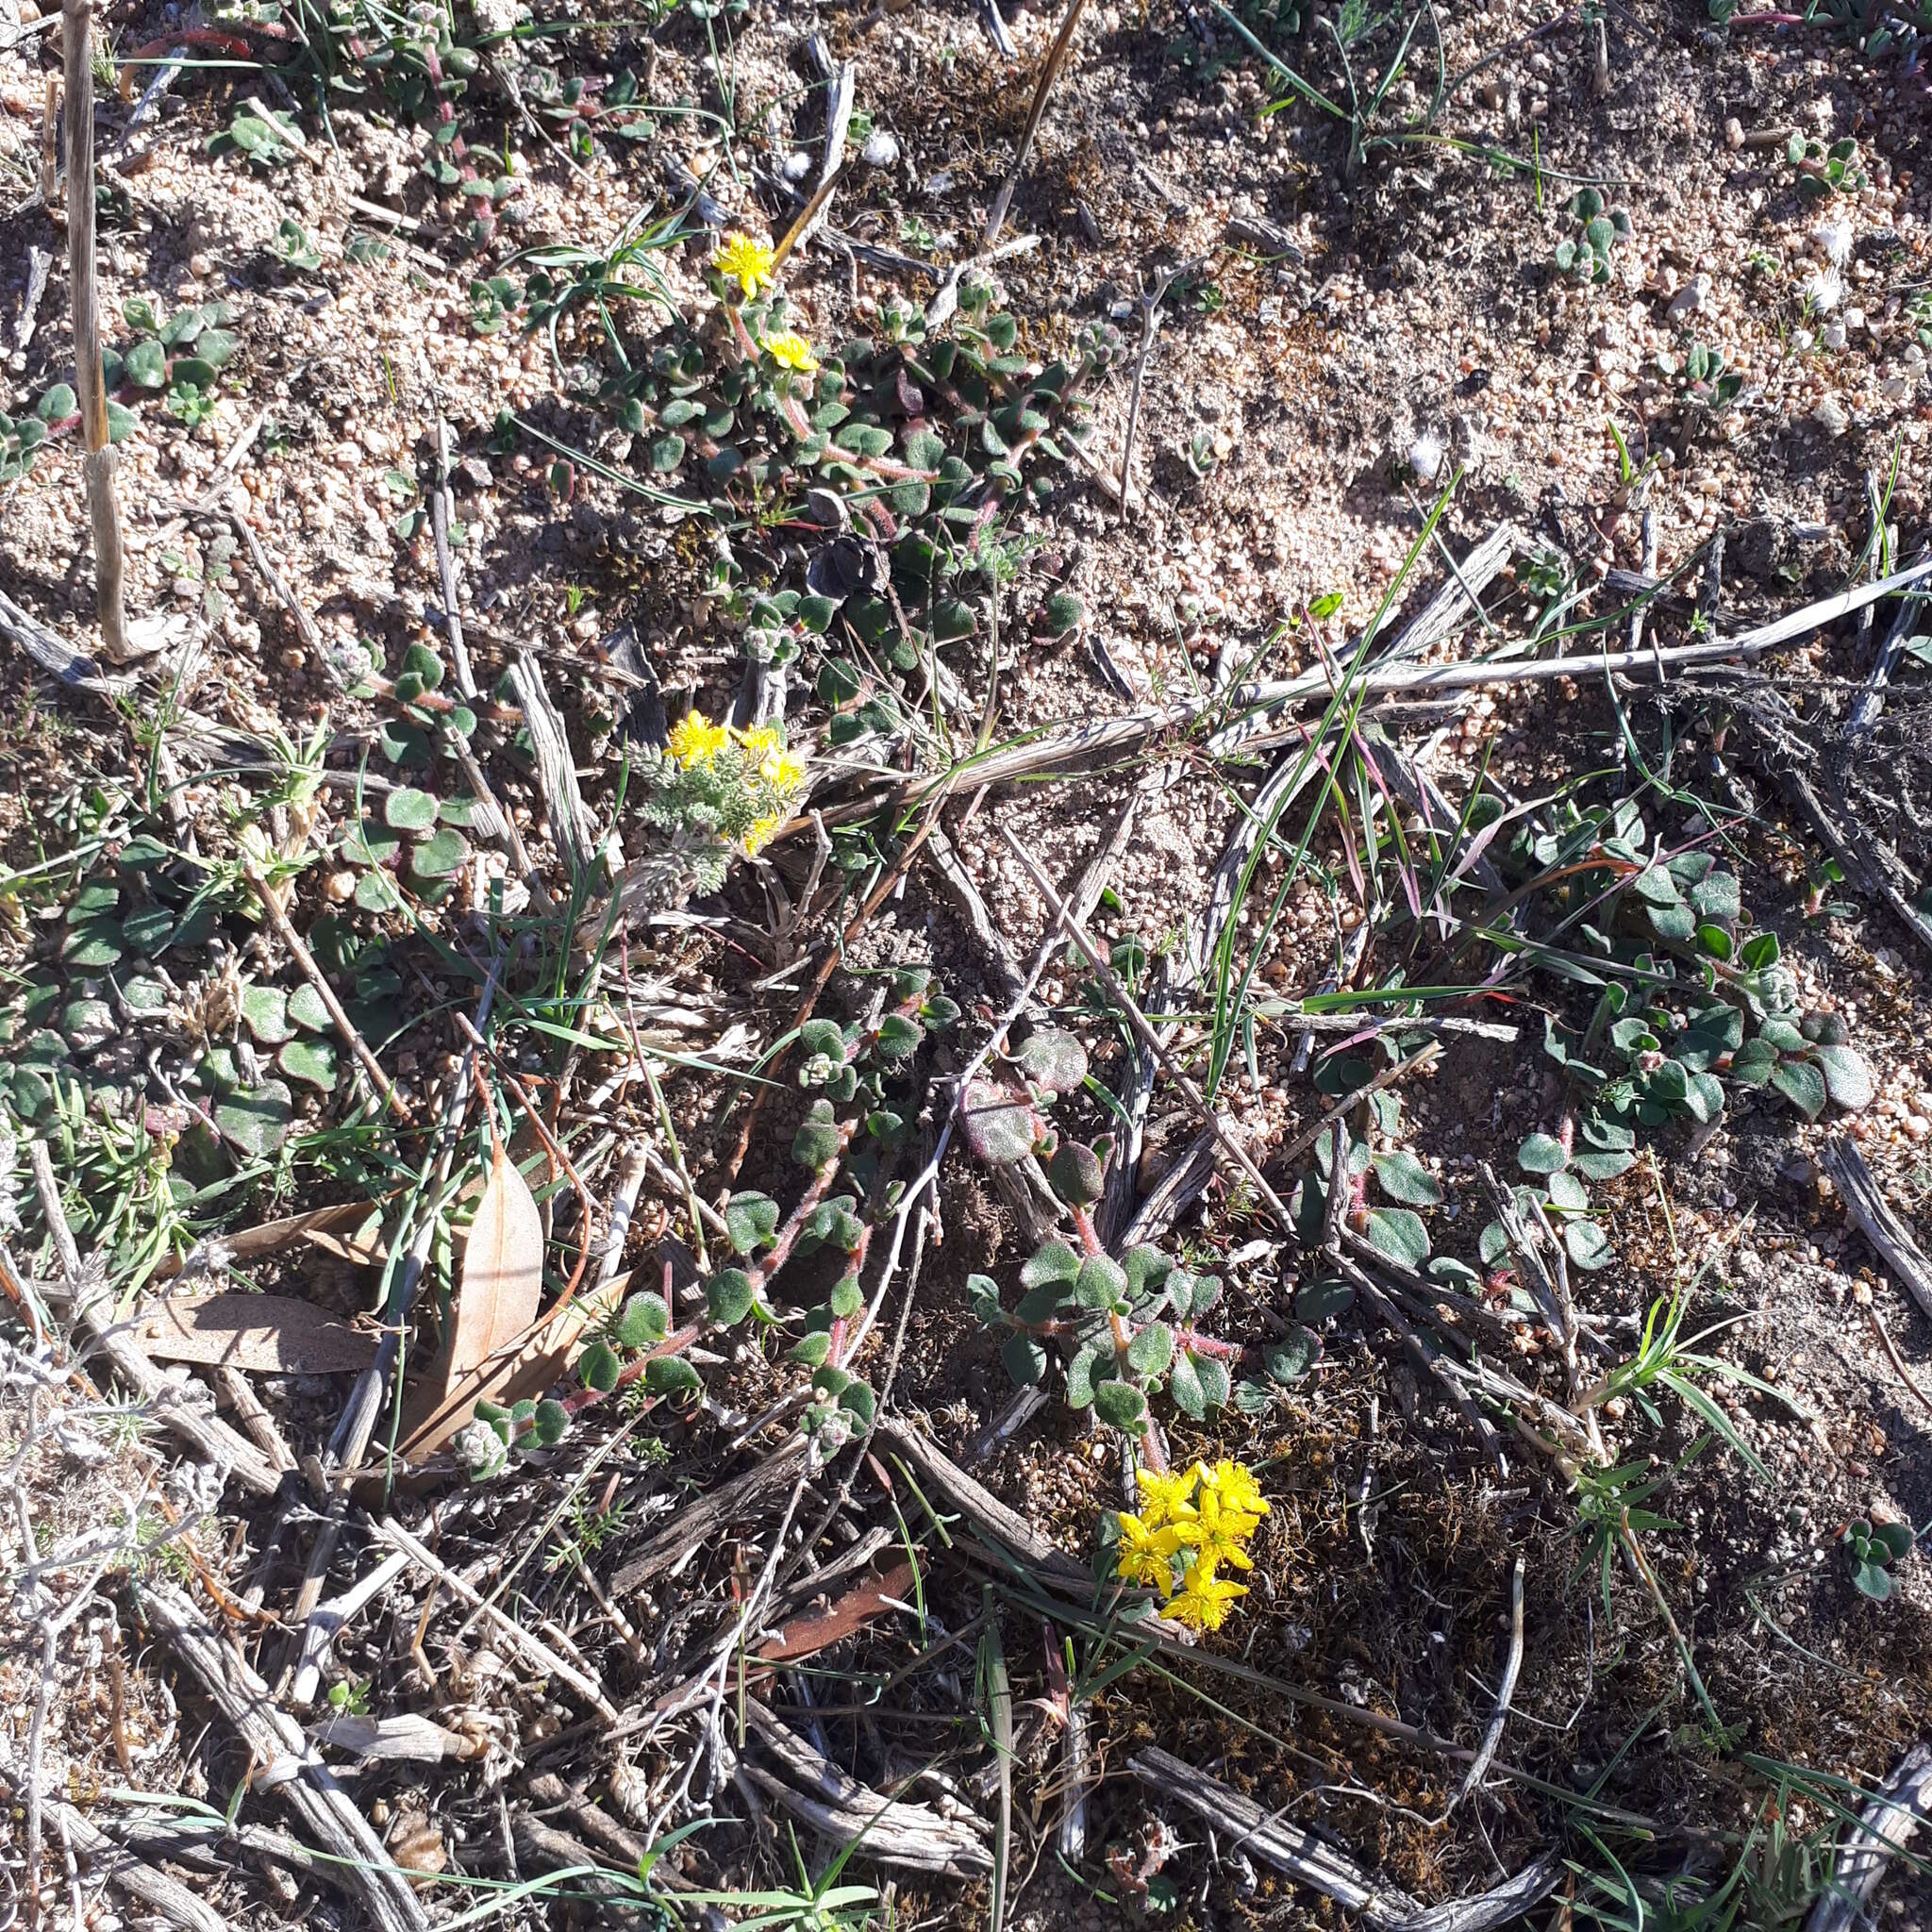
1113, 1459, 1267, 1633
710, 231, 774, 299
662, 710, 806, 856
667, 710, 730, 767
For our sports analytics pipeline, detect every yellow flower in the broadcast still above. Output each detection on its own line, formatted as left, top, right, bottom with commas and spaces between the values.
1167, 1562, 1248, 1633
743, 812, 784, 856
667, 709, 730, 768
1202, 1458, 1269, 1527
1136, 1468, 1200, 1532
1114, 1511, 1182, 1597
762, 331, 819, 375
739, 723, 783, 759
1181, 1485, 1257, 1573
711, 231, 774, 298
759, 749, 805, 793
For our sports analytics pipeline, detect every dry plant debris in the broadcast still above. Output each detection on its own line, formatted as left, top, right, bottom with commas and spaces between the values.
4, 0, 1932, 1928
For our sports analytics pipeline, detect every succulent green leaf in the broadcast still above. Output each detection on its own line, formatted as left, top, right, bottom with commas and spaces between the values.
241, 984, 293, 1044
408, 828, 471, 882
615, 1292, 670, 1350
1371, 1150, 1441, 1205
1564, 1220, 1615, 1271
1022, 1241, 1082, 1290
724, 1191, 780, 1257
641, 1356, 699, 1399
1365, 1207, 1430, 1270
277, 1038, 339, 1092
1517, 1133, 1568, 1174
1046, 1140, 1106, 1207
1771, 1058, 1828, 1120
961, 1077, 1039, 1164
1127, 1322, 1174, 1376
706, 1269, 757, 1326
1074, 1255, 1128, 1310
1093, 1378, 1148, 1432
1294, 1274, 1355, 1323
1014, 1028, 1088, 1093
385, 787, 441, 831
213, 1080, 293, 1158
1814, 1044, 1873, 1111
1002, 1331, 1047, 1387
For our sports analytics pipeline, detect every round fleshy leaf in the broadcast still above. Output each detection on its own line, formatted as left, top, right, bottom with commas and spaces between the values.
1092, 1379, 1148, 1432
288, 984, 332, 1033
408, 828, 471, 881
213, 1080, 293, 1158
1264, 1330, 1322, 1384
385, 787, 441, 832
241, 983, 293, 1044
1014, 1027, 1088, 1093
1517, 1133, 1568, 1174
959, 1077, 1038, 1165
1371, 1150, 1441, 1206
1365, 1207, 1430, 1270
278, 1038, 339, 1092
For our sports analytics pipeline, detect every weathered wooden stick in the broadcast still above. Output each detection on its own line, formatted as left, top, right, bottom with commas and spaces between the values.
63, 0, 129, 661
142, 1583, 431, 1932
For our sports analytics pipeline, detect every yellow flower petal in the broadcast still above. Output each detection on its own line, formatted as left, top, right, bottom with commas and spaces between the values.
667, 709, 729, 767
711, 231, 775, 298
762, 330, 819, 374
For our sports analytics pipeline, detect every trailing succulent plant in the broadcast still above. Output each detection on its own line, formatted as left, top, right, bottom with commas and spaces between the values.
1286, 791, 1876, 1300
961, 1028, 1262, 1455
489, 236, 1110, 738
3, 299, 239, 482
458, 967, 963, 1476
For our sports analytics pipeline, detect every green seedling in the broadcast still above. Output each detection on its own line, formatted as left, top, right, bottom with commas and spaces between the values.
1843, 1517, 1915, 1599
1555, 189, 1633, 284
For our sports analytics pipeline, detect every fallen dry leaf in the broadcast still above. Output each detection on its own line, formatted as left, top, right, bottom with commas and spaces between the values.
394, 1131, 548, 1459
755, 1561, 917, 1666
133, 1292, 378, 1375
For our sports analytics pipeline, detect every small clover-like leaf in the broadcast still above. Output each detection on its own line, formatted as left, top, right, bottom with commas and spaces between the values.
1294, 1274, 1355, 1324
213, 1080, 292, 1158
579, 1341, 621, 1392
1771, 1057, 1828, 1120
1093, 1378, 1148, 1432
1371, 1150, 1441, 1206
1365, 1207, 1430, 1270
1013, 1027, 1088, 1094
1127, 1322, 1174, 1376
792, 1100, 842, 1171
1264, 1330, 1322, 1384
645, 1357, 702, 1398
241, 983, 293, 1045
960, 1076, 1038, 1165
408, 827, 471, 881
1046, 1140, 1106, 1207
875, 1011, 923, 1061
1022, 1241, 1082, 1290
1564, 1220, 1614, 1271
706, 1268, 757, 1326
1074, 1255, 1128, 1310
724, 1192, 780, 1257
1814, 1043, 1873, 1112
1517, 1132, 1568, 1174
614, 1292, 670, 1351
277, 1037, 339, 1092
1002, 1331, 1048, 1387
385, 787, 440, 832
1168, 1350, 1206, 1420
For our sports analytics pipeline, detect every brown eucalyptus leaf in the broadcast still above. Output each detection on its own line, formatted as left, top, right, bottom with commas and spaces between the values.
133, 1293, 377, 1374
395, 1136, 546, 1457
